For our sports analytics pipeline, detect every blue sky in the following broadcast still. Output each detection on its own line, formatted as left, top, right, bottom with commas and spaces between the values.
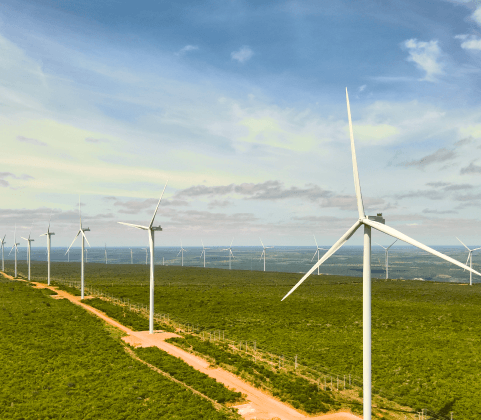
3, 0, 481, 249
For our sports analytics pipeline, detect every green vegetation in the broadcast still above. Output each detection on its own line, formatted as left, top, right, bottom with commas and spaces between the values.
134, 347, 243, 404
0, 276, 239, 419
16, 260, 481, 419
167, 334, 340, 414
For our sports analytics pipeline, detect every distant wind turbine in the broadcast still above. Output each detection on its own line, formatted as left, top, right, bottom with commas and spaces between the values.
259, 237, 273, 272
118, 181, 168, 334
66, 197, 91, 299
21, 225, 35, 281
1, 234, 6, 272
281, 88, 481, 420
104, 244, 108, 264
312, 235, 327, 276
456, 237, 481, 286
129, 248, 133, 264
9, 225, 20, 277
177, 241, 187, 266
374, 239, 397, 279
222, 238, 235, 270
200, 240, 210, 268
40, 215, 55, 285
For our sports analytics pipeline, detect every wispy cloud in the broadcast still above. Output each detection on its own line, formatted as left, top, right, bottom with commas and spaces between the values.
400, 148, 456, 169
0, 172, 34, 188
455, 34, 481, 50
231, 46, 253, 63
16, 136, 47, 146
403, 39, 444, 82
175, 45, 199, 56
85, 137, 110, 143
423, 208, 458, 214
460, 160, 481, 174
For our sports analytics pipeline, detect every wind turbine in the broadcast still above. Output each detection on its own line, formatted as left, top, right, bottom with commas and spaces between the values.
456, 237, 481, 286
104, 244, 108, 264
200, 240, 210, 268
177, 241, 187, 266
259, 237, 273, 272
118, 181, 168, 334
9, 225, 20, 277
281, 88, 481, 420
21, 225, 35, 281
222, 238, 235, 270
142, 248, 148, 265
1, 235, 6, 272
40, 215, 55, 285
129, 248, 133, 264
312, 235, 327, 275
66, 198, 91, 299
374, 239, 397, 279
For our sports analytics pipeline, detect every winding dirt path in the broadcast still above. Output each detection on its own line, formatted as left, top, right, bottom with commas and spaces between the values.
1, 272, 362, 420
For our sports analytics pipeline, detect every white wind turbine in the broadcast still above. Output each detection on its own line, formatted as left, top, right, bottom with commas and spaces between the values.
222, 238, 235, 270
312, 235, 327, 275
1, 234, 6, 272
118, 181, 168, 334
9, 225, 20, 277
200, 240, 210, 268
21, 225, 35, 281
104, 244, 108, 264
177, 241, 187, 266
259, 237, 273, 272
66, 198, 91, 299
40, 215, 55, 285
281, 88, 481, 420
142, 248, 148, 265
374, 239, 397, 280
456, 237, 481, 286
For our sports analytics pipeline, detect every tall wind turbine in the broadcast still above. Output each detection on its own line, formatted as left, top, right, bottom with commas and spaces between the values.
222, 238, 235, 270
374, 239, 397, 279
259, 237, 273, 272
142, 248, 148, 265
104, 244, 108, 264
9, 225, 20, 277
40, 216, 55, 285
281, 88, 481, 420
21, 226, 35, 281
200, 240, 210, 268
312, 235, 327, 275
1, 235, 6, 272
456, 237, 481, 286
177, 241, 187, 266
118, 181, 168, 334
66, 198, 91, 299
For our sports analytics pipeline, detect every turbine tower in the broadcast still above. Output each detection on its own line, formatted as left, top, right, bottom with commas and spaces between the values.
177, 241, 187, 266
281, 88, 481, 420
118, 181, 168, 334
21, 226, 35, 281
142, 248, 148, 265
1, 235, 6, 272
104, 244, 108, 264
200, 239, 210, 268
259, 237, 273, 272
456, 237, 481, 286
40, 216, 55, 285
66, 198, 91, 299
312, 235, 327, 275
9, 225, 20, 277
374, 239, 397, 279
222, 238, 235, 270
129, 248, 133, 264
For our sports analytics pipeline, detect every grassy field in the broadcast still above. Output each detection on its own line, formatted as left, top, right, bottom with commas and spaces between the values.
5, 259, 481, 419
0, 275, 239, 419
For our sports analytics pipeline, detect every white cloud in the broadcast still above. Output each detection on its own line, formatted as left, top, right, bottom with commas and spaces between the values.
175, 45, 199, 56
455, 34, 481, 50
403, 39, 444, 82
471, 6, 481, 26
231, 46, 253, 63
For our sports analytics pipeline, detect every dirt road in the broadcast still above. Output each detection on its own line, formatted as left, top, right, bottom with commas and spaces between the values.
1, 272, 362, 420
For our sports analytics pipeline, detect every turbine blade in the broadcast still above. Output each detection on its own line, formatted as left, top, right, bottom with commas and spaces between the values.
259, 237, 264, 248
39, 233, 47, 237
365, 219, 481, 277
374, 241, 387, 249
79, 196, 82, 228
313, 234, 318, 247
230, 237, 234, 247
346, 87, 365, 219
456, 237, 470, 251
387, 239, 398, 250
465, 253, 470, 268
177, 250, 182, 257
21, 237, 28, 241
311, 250, 318, 262
472, 247, 481, 252
81, 230, 91, 247
149, 180, 168, 228
118, 222, 149, 230
282, 220, 362, 301
201, 239, 204, 249
66, 231, 81, 254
